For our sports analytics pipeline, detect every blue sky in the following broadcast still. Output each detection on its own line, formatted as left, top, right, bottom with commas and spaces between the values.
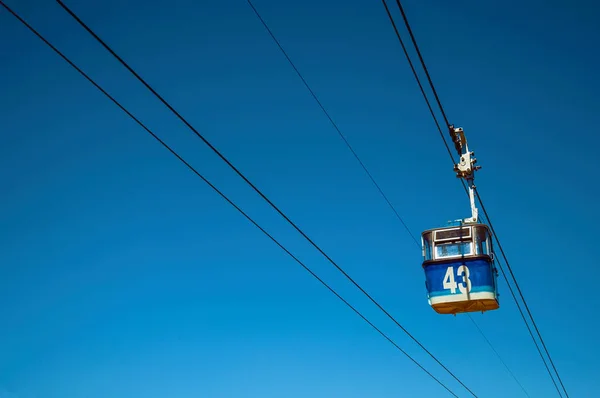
1, 0, 599, 396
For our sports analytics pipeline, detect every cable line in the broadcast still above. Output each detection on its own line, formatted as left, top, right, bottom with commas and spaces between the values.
246, 0, 418, 246
380, 0, 455, 163
467, 315, 531, 397
245, 1, 528, 396
476, 190, 566, 396
382, 0, 569, 396
54, 1, 479, 396
390, 0, 450, 128
0, 2, 459, 395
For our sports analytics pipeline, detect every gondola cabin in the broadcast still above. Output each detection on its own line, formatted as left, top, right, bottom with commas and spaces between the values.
421, 222, 499, 315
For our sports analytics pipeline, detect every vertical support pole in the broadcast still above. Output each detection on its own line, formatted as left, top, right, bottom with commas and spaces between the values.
468, 183, 479, 223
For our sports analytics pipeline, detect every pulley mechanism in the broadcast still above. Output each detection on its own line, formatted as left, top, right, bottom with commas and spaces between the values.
449, 125, 480, 224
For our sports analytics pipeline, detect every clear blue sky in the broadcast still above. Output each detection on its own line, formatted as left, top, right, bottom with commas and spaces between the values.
1, 0, 599, 397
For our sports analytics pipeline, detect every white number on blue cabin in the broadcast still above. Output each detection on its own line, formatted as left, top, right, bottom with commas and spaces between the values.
443, 265, 472, 294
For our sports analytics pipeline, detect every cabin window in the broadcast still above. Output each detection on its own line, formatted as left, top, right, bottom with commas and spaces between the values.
473, 226, 494, 256
422, 232, 433, 260
435, 241, 472, 259
486, 230, 494, 254
474, 226, 488, 255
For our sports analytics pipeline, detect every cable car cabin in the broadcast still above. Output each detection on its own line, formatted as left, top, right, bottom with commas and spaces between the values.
421, 223, 499, 315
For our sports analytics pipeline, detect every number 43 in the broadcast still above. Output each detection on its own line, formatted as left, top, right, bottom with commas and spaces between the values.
443, 265, 472, 294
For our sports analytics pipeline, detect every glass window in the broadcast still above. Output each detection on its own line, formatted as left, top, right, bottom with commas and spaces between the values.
486, 230, 494, 254
422, 232, 432, 261
472, 225, 495, 256
435, 241, 472, 259
435, 227, 471, 241
474, 226, 488, 255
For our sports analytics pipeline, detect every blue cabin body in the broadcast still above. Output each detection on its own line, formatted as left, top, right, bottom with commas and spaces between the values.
421, 223, 499, 314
